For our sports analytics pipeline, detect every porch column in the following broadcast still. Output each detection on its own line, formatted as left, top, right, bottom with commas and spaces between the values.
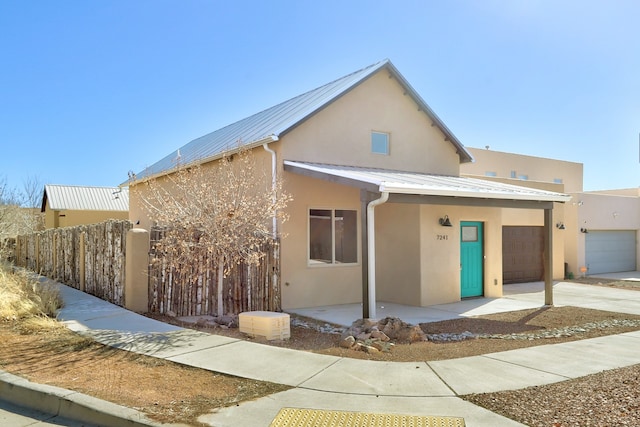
544, 207, 554, 306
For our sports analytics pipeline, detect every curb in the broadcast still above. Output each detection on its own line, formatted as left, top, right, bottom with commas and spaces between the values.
0, 370, 182, 427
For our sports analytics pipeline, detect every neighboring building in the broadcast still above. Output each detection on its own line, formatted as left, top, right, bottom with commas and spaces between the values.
129, 59, 570, 317
461, 147, 639, 279
461, 147, 583, 193
569, 188, 639, 277
41, 184, 129, 229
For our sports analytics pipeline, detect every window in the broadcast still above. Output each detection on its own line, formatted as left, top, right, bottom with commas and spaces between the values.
309, 209, 358, 264
484, 171, 497, 177
518, 174, 528, 180
461, 226, 478, 242
553, 178, 563, 184
371, 132, 389, 155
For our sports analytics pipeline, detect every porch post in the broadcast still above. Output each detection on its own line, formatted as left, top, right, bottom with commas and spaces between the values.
360, 190, 371, 319
544, 207, 554, 306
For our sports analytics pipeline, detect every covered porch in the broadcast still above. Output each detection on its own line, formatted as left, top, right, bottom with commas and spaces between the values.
284, 161, 572, 319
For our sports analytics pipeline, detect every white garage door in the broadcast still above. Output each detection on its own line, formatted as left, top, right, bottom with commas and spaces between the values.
585, 230, 637, 275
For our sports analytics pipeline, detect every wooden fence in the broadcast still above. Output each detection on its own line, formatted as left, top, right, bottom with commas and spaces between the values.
14, 220, 132, 306
148, 228, 281, 316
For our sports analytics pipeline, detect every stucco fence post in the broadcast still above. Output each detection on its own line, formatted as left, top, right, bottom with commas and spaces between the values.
125, 228, 149, 313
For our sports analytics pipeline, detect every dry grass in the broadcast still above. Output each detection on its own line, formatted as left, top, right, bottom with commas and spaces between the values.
0, 262, 62, 322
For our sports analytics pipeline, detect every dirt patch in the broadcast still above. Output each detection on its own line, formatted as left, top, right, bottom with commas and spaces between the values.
0, 321, 289, 426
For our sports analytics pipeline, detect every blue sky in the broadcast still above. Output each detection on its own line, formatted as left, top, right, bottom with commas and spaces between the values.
1, 1, 638, 195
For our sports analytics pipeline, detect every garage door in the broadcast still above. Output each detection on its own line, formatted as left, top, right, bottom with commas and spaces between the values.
502, 226, 544, 284
585, 230, 637, 275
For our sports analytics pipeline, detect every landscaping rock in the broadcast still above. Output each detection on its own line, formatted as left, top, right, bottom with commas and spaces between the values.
340, 335, 356, 348
370, 330, 390, 341
337, 316, 428, 354
361, 345, 379, 354
371, 340, 395, 353
216, 315, 238, 328
356, 332, 372, 341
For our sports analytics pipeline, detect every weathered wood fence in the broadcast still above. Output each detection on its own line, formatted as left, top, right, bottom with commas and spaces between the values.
148, 228, 281, 316
13, 221, 282, 316
14, 220, 132, 306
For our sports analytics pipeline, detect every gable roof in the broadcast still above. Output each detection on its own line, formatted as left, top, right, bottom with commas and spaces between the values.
41, 185, 129, 212
132, 59, 473, 182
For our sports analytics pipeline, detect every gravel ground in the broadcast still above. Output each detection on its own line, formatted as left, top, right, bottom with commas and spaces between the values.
464, 364, 640, 426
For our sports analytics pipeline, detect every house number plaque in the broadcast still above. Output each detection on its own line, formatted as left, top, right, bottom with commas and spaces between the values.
436, 234, 449, 240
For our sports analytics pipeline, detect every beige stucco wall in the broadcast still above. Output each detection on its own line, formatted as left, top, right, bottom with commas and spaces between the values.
44, 199, 128, 229
418, 205, 504, 304
375, 203, 421, 305
280, 71, 461, 176
462, 147, 583, 193
280, 172, 362, 309
569, 192, 640, 275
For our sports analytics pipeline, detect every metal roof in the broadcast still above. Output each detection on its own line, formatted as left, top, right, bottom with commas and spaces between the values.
133, 59, 473, 182
42, 185, 129, 212
284, 161, 572, 203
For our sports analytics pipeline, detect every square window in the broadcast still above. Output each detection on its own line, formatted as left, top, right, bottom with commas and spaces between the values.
309, 208, 358, 265
461, 226, 478, 242
371, 132, 389, 155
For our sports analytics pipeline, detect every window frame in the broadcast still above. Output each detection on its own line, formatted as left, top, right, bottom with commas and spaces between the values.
371, 131, 390, 155
308, 207, 359, 267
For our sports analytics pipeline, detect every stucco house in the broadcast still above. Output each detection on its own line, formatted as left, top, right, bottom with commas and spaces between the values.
129, 59, 571, 318
461, 148, 639, 279
41, 184, 129, 229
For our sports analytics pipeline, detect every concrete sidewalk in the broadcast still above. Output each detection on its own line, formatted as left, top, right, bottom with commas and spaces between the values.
6, 279, 640, 426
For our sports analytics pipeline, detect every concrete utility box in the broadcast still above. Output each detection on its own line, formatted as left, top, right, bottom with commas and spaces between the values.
239, 311, 291, 340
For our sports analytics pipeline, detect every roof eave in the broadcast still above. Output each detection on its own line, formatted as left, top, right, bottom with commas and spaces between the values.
383, 62, 474, 164
275, 60, 392, 140
379, 184, 572, 203
125, 134, 279, 186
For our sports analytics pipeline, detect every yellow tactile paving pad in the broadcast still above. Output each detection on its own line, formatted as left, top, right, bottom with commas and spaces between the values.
269, 407, 465, 427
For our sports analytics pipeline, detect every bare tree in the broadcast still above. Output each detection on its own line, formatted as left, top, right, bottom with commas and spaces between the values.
0, 175, 44, 259
22, 175, 43, 209
131, 148, 291, 315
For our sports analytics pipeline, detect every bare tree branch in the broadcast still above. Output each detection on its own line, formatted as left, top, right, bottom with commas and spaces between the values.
132, 147, 291, 274
0, 175, 44, 258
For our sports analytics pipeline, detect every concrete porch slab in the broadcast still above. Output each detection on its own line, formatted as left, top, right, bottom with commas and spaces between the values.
287, 297, 546, 327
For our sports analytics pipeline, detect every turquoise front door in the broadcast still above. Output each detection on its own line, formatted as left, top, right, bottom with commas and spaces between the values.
460, 221, 484, 298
